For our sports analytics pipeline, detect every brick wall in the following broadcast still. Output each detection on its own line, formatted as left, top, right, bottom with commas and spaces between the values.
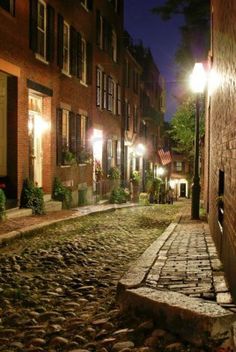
206, 0, 236, 299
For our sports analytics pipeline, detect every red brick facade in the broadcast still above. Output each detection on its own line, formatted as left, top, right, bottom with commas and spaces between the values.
0, 0, 164, 207
205, 0, 236, 299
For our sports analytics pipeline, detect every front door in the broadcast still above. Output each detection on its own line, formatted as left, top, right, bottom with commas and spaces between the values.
29, 95, 43, 187
180, 183, 186, 197
0, 73, 7, 176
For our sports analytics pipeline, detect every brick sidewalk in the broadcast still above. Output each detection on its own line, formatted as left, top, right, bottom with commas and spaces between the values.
118, 211, 236, 347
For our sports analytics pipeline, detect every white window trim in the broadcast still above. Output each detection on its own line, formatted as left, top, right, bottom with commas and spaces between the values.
62, 109, 70, 149
80, 37, 87, 85
62, 20, 70, 76
37, 0, 47, 61
80, 115, 87, 148
96, 67, 102, 107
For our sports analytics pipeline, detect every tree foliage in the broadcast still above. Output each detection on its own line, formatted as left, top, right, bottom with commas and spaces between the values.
169, 97, 205, 160
152, 0, 210, 76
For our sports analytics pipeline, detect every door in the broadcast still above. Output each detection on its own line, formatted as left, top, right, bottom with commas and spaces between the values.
180, 183, 186, 197
29, 95, 43, 187
0, 73, 7, 176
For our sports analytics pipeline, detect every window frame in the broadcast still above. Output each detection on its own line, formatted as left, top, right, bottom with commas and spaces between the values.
108, 76, 114, 112
111, 30, 117, 62
62, 20, 70, 75
96, 67, 102, 107
0, 0, 14, 15
62, 109, 70, 150
175, 161, 183, 172
36, 0, 47, 61
80, 115, 87, 148
117, 84, 121, 115
80, 37, 87, 84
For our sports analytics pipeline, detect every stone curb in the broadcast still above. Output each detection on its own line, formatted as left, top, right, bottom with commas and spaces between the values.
117, 217, 181, 291
0, 203, 139, 247
118, 287, 236, 346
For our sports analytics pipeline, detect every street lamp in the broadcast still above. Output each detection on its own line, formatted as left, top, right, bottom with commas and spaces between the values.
190, 63, 207, 219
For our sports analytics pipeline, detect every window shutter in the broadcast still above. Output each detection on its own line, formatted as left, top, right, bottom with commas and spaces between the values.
87, 0, 93, 11
77, 32, 82, 79
57, 14, 64, 68
102, 139, 107, 175
70, 26, 77, 76
96, 10, 101, 46
86, 42, 93, 85
76, 114, 81, 161
29, 0, 38, 52
69, 112, 76, 154
56, 108, 63, 165
46, 4, 55, 62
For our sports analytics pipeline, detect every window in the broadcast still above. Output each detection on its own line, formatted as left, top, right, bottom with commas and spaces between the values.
116, 140, 121, 166
117, 84, 121, 115
125, 101, 130, 131
133, 105, 138, 133
108, 77, 114, 112
112, 30, 117, 62
96, 68, 102, 107
37, 0, 47, 59
81, 38, 87, 84
107, 139, 113, 170
57, 109, 90, 165
62, 110, 70, 149
80, 115, 87, 148
30, 0, 54, 62
0, 0, 14, 15
103, 73, 107, 109
176, 161, 183, 172
63, 21, 70, 74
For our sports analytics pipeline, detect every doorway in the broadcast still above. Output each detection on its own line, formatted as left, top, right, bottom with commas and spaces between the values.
28, 95, 43, 187
180, 183, 186, 197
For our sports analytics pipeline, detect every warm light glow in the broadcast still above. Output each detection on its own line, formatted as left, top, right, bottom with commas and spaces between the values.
135, 143, 145, 157
91, 129, 103, 161
208, 69, 221, 95
28, 116, 50, 136
190, 63, 207, 93
169, 179, 177, 188
157, 166, 165, 176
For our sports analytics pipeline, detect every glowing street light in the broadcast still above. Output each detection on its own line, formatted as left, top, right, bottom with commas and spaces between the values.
190, 62, 206, 220
135, 143, 145, 157
157, 166, 165, 177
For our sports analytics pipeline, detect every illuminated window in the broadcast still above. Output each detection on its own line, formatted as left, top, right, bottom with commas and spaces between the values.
37, 0, 47, 59
62, 110, 69, 148
176, 161, 183, 172
63, 21, 70, 74
80, 115, 87, 148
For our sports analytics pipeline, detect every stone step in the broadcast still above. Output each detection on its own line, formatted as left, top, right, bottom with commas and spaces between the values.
44, 200, 62, 212
6, 207, 32, 219
43, 194, 51, 202
117, 286, 236, 347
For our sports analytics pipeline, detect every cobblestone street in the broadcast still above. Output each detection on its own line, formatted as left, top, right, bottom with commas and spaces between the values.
0, 202, 202, 352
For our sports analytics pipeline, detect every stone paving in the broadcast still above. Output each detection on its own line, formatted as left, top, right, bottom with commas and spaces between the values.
145, 216, 233, 307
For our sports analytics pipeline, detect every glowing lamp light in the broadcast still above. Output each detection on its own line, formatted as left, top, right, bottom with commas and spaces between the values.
169, 179, 177, 189
157, 166, 165, 176
190, 63, 207, 93
135, 143, 145, 157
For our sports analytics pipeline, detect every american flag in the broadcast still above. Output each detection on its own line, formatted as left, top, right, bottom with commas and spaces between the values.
158, 148, 172, 165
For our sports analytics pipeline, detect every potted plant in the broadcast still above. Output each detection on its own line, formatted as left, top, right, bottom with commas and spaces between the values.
79, 147, 93, 165
130, 170, 141, 202
107, 166, 121, 190
62, 147, 76, 165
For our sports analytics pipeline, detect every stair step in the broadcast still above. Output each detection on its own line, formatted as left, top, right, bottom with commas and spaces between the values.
43, 194, 51, 202
44, 200, 62, 212
6, 208, 32, 219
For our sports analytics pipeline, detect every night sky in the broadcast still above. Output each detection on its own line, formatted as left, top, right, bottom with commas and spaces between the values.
124, 0, 184, 121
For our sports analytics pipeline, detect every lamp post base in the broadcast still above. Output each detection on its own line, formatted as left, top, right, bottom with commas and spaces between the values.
191, 180, 201, 220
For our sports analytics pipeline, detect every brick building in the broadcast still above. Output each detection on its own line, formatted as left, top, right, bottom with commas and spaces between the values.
0, 0, 164, 208
204, 0, 236, 299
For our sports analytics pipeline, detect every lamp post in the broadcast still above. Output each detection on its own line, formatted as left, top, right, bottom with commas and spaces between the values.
190, 63, 206, 219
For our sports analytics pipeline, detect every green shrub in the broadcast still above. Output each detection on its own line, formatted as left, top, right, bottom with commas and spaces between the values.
109, 187, 129, 204
20, 179, 45, 215
130, 170, 141, 184
107, 166, 120, 180
145, 170, 154, 193
0, 189, 6, 221
149, 177, 163, 203
139, 192, 150, 206
52, 177, 72, 209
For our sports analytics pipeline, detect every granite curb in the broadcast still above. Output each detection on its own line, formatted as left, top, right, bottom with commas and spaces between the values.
0, 203, 138, 247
